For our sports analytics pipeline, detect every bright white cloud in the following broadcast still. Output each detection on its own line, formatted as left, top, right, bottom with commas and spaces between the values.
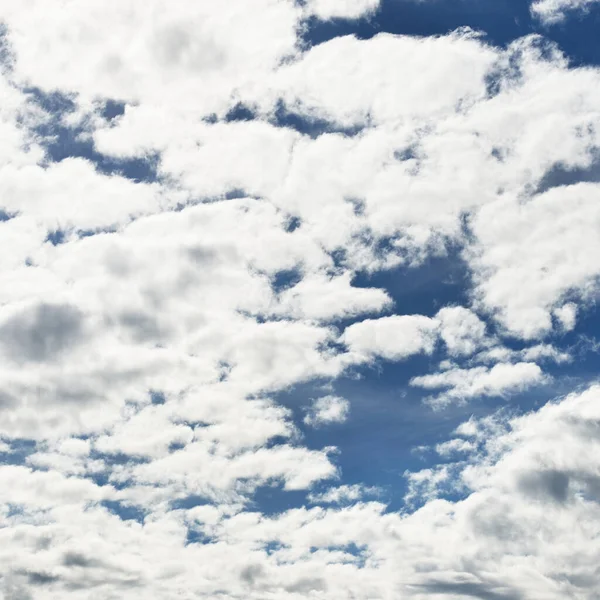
341, 315, 439, 361
531, 0, 600, 23
308, 483, 380, 504
411, 362, 548, 407
0, 1, 599, 598
304, 395, 350, 427
272, 271, 392, 321
554, 302, 577, 332
435, 438, 477, 457
304, 0, 381, 20
435, 306, 487, 356
3, 385, 600, 598
470, 184, 600, 339
1, 0, 301, 111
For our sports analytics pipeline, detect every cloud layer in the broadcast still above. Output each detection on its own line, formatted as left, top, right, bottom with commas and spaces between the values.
0, 1, 599, 598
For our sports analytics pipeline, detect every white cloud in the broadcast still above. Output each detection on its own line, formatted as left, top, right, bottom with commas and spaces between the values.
272, 271, 391, 321
1, 383, 600, 598
470, 184, 600, 339
554, 302, 577, 332
531, 0, 600, 23
521, 343, 572, 364
404, 464, 455, 504
308, 483, 380, 504
304, 395, 350, 427
411, 362, 548, 407
341, 315, 439, 361
272, 29, 495, 127
0, 158, 165, 232
0, 2, 599, 598
435, 306, 487, 356
474, 343, 572, 365
304, 0, 381, 20
435, 438, 477, 457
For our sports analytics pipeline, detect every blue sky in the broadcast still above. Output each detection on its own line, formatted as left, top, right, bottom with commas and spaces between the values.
304, 0, 600, 64
1, 0, 600, 598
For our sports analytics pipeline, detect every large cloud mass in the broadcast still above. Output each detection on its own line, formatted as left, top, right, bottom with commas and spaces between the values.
0, 1, 599, 598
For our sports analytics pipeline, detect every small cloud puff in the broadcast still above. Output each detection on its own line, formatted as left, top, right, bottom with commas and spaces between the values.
435, 306, 487, 357
531, 0, 600, 24
304, 0, 380, 20
411, 362, 547, 408
341, 315, 439, 362
553, 302, 577, 332
308, 483, 380, 504
304, 395, 350, 427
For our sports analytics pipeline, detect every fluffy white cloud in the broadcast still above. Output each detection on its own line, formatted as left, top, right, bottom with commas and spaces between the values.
272, 271, 391, 321
304, 0, 381, 20
4, 384, 596, 599
0, 1, 599, 598
531, 0, 600, 23
1, 0, 301, 111
554, 302, 577, 332
435, 306, 487, 356
341, 315, 439, 361
470, 184, 600, 339
308, 483, 380, 504
411, 362, 548, 407
304, 395, 350, 427
435, 437, 477, 457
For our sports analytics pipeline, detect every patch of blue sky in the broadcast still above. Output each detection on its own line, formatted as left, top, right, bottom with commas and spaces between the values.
268, 355, 563, 514
100, 99, 126, 121
0, 438, 37, 466
26, 88, 160, 183
224, 98, 368, 138
535, 151, 600, 194
547, 305, 600, 381
0, 209, 16, 222
271, 266, 304, 295
270, 99, 367, 138
100, 500, 147, 524
261, 246, 598, 514
250, 485, 312, 516
301, 0, 600, 66
352, 246, 471, 318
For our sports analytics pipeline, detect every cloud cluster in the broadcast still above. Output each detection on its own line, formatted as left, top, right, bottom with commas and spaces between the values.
531, 0, 600, 23
304, 0, 381, 20
0, 0, 599, 598
304, 395, 350, 427
4, 386, 600, 599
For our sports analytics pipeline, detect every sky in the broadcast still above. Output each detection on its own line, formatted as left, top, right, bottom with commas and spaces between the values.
0, 0, 600, 598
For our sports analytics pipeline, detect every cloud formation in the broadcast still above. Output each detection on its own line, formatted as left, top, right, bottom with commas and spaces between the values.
0, 1, 599, 598
304, 395, 350, 427
531, 0, 600, 22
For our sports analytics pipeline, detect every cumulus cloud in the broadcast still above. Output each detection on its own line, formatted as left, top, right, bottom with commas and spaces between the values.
0, 302, 85, 363
307, 483, 381, 504
3, 386, 600, 598
304, 395, 350, 427
554, 302, 577, 332
0, 0, 301, 111
411, 362, 548, 407
304, 0, 381, 20
531, 0, 600, 23
341, 315, 439, 361
435, 306, 487, 357
0, 1, 599, 598
470, 184, 600, 339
